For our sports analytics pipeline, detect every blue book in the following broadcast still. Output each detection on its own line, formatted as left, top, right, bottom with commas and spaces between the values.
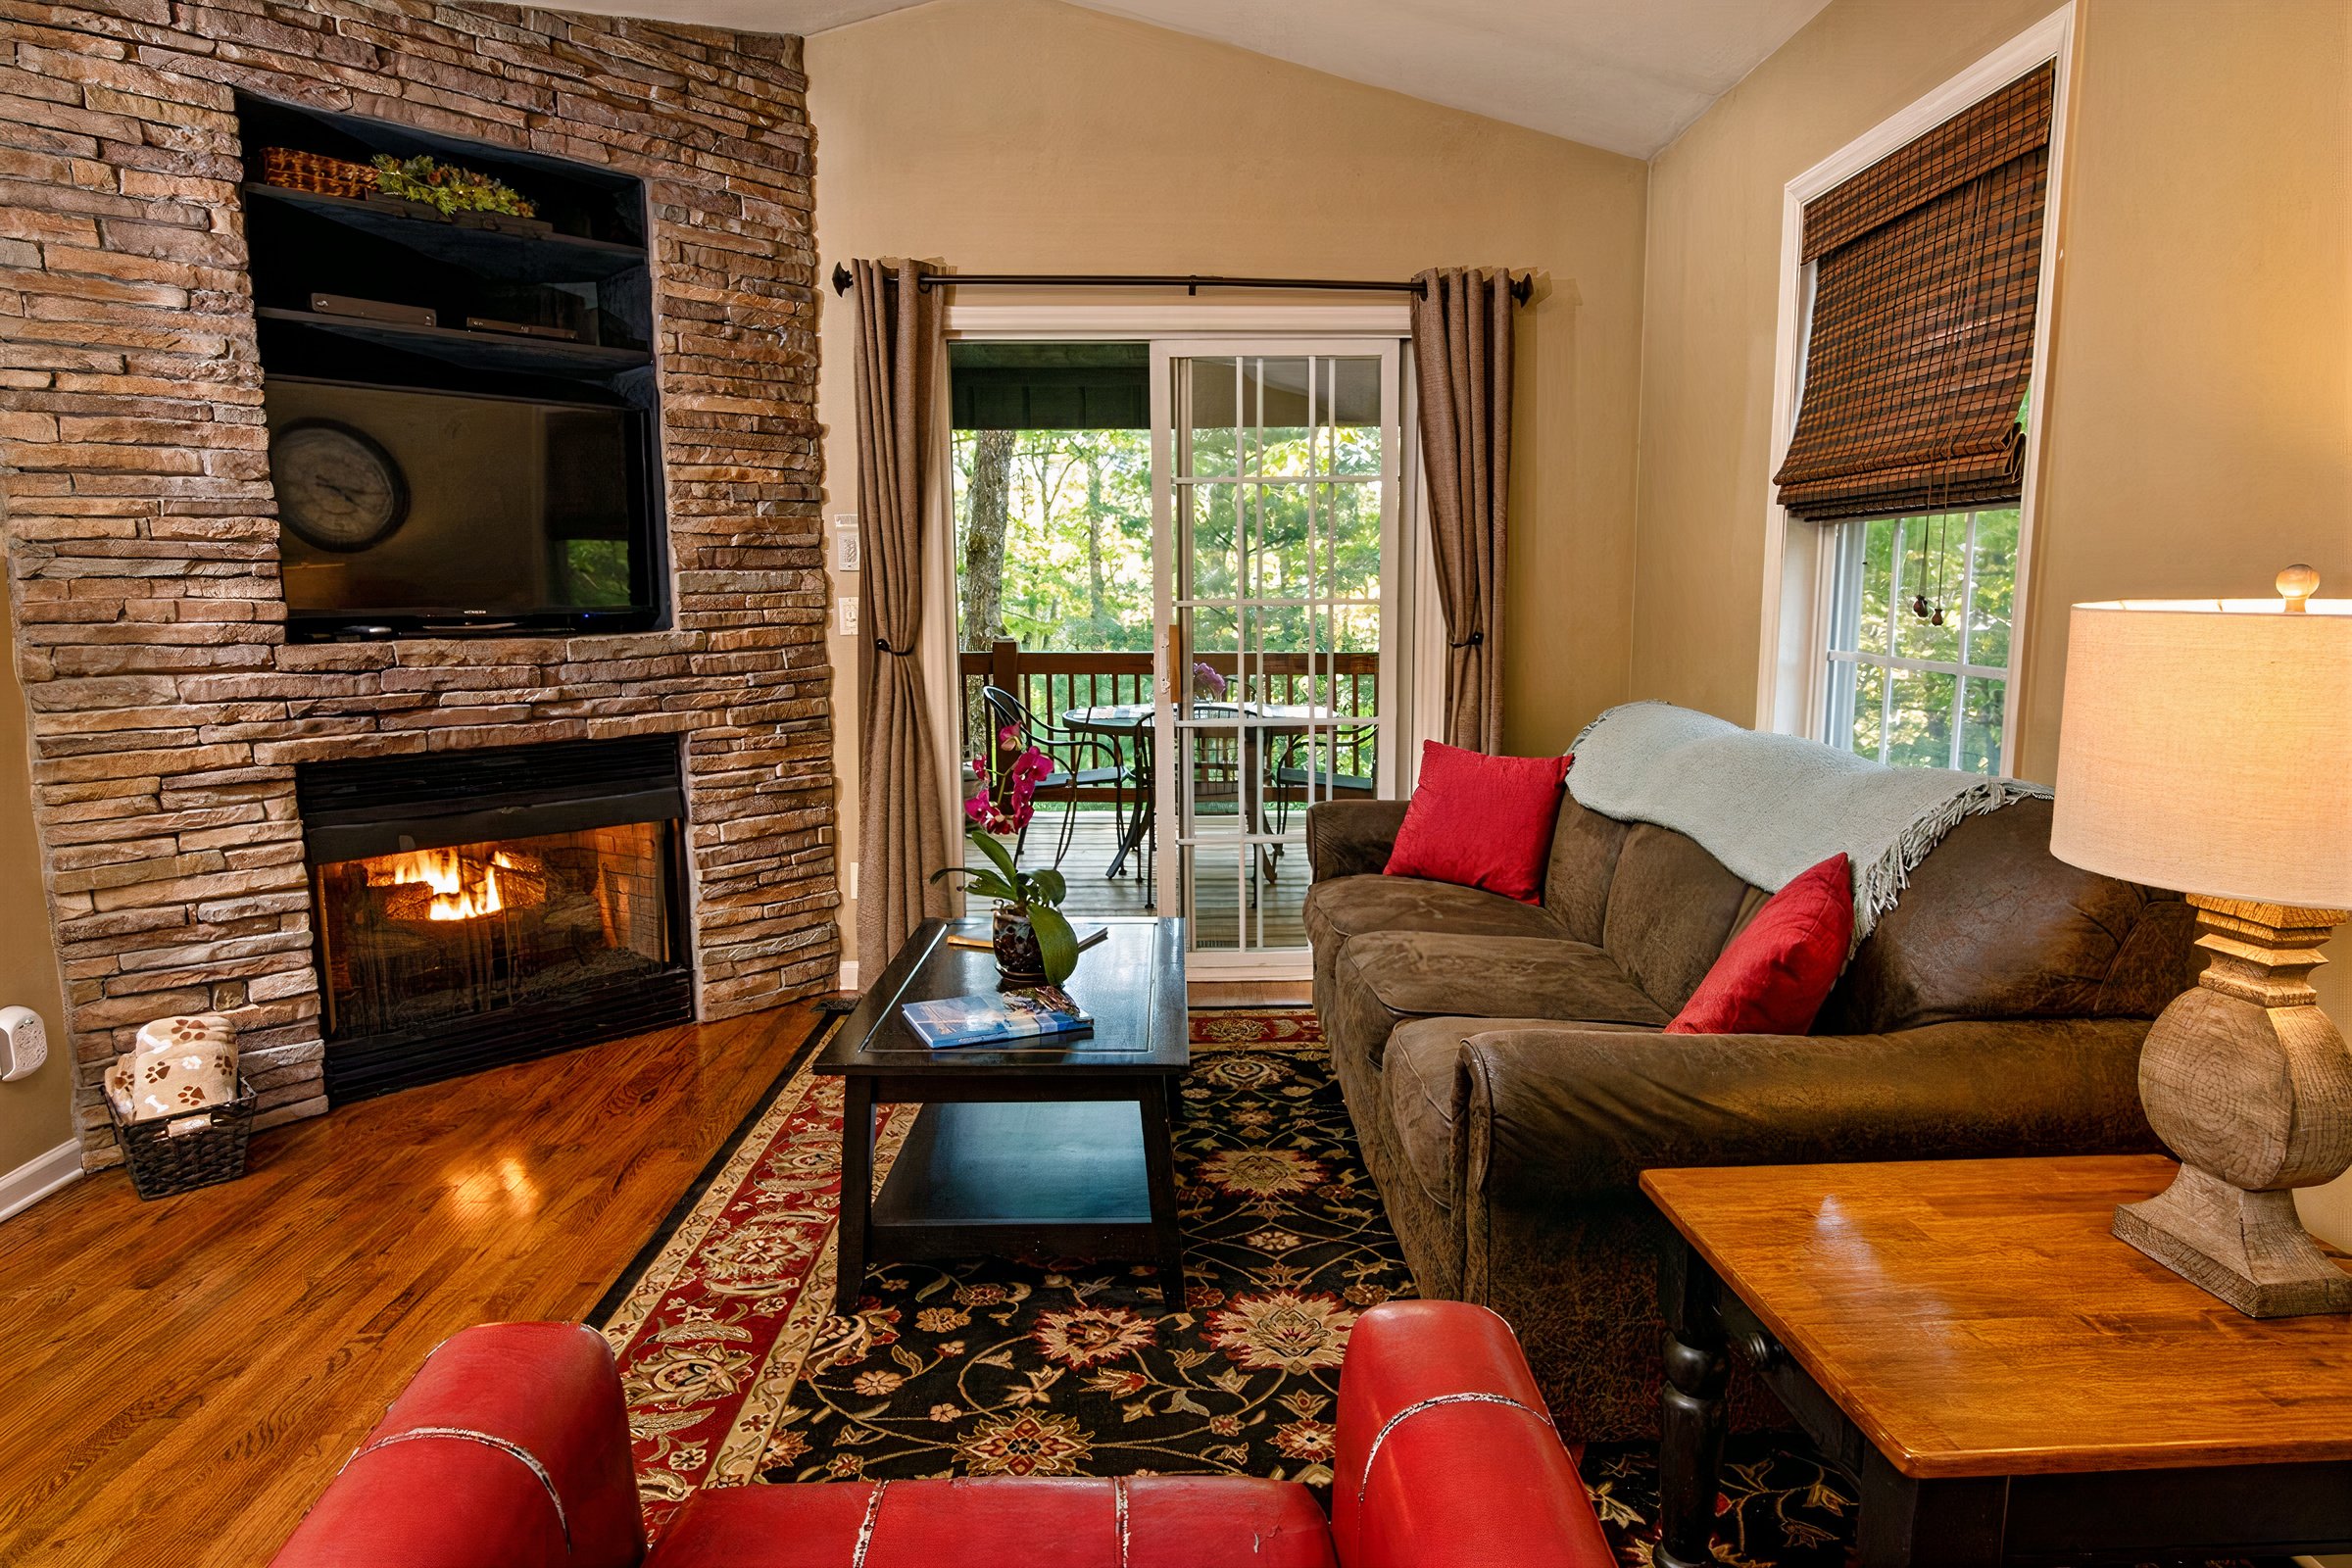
901, 987, 1094, 1050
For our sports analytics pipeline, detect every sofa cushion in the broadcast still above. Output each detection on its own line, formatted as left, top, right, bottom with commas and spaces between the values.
1331, 932, 1668, 1069
1817, 800, 2195, 1033
1303, 873, 1567, 956
1384, 1018, 1471, 1214
653, 1477, 1336, 1568
1542, 795, 1633, 943
1599, 824, 1758, 1013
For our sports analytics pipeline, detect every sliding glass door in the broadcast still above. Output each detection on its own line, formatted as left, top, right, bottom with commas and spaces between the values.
1149, 342, 1402, 976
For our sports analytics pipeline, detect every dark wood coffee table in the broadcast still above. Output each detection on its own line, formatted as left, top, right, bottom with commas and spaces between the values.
816, 915, 1187, 1314
1642, 1155, 2352, 1567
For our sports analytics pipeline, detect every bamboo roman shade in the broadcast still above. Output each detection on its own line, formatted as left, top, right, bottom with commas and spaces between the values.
1773, 63, 2055, 522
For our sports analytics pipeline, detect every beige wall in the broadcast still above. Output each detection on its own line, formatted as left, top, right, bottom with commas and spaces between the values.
1631, 0, 2352, 1234
1630, 0, 2061, 725
807, 0, 1650, 957
0, 588, 73, 1181
1632, 0, 2349, 763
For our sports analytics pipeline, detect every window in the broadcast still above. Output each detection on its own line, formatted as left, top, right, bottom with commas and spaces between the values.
1759, 22, 2069, 778
1822, 505, 2017, 773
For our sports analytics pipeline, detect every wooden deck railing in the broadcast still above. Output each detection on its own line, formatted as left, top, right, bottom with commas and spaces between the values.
958, 639, 1379, 803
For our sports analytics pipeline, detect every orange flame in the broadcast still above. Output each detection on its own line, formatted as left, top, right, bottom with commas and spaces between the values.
368, 848, 523, 922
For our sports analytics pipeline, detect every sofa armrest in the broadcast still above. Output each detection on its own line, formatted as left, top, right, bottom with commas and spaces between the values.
1331, 1300, 1612, 1568
1457, 1018, 2158, 1211
272, 1322, 645, 1568
1307, 799, 1410, 881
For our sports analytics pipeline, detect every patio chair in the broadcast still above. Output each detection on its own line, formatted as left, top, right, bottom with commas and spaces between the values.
979, 686, 1128, 866
1269, 723, 1378, 843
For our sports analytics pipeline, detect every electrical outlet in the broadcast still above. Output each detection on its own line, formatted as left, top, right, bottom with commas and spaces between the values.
832, 514, 860, 574
835, 596, 858, 638
1, 1005, 48, 1083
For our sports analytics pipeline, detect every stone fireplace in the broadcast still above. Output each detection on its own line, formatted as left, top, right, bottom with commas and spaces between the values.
0, 0, 838, 1169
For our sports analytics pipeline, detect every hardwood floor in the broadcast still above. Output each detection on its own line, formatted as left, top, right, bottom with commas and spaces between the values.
0, 1003, 820, 1567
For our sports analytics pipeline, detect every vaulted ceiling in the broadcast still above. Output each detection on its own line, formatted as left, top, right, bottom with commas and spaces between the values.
567, 0, 1830, 160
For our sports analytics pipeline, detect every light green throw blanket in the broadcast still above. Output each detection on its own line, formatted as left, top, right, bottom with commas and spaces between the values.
1566, 702, 2050, 944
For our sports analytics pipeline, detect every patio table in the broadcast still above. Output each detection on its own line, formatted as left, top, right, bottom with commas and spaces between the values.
1060, 702, 1333, 883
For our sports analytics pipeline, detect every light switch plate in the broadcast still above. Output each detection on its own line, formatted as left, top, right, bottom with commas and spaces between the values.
835, 596, 858, 638
832, 514, 860, 574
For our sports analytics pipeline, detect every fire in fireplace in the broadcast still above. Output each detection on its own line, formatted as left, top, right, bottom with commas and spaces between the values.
297, 738, 693, 1102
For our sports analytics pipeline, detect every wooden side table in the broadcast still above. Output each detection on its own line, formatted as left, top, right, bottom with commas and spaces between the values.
1642, 1155, 2352, 1568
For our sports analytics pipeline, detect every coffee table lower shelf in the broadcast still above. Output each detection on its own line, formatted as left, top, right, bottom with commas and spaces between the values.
836, 1081, 1187, 1315
870, 1100, 1166, 1262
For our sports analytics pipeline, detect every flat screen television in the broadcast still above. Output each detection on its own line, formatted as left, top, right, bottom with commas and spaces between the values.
264, 377, 663, 641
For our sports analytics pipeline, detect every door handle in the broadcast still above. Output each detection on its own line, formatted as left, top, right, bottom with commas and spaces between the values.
1158, 620, 1180, 706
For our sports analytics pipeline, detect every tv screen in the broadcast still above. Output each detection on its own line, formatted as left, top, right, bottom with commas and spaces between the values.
264, 377, 660, 638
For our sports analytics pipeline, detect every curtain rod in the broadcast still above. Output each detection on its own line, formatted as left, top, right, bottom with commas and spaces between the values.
828, 263, 1532, 305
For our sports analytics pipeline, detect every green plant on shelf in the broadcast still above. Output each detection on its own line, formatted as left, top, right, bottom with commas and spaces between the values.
368, 154, 537, 220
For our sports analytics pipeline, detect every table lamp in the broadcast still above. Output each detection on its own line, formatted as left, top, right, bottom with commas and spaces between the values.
2050, 566, 2352, 1317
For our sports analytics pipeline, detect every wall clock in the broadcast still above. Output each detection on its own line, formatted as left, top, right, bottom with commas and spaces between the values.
270, 419, 410, 552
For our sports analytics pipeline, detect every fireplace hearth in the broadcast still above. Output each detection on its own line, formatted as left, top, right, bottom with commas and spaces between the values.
297, 737, 694, 1103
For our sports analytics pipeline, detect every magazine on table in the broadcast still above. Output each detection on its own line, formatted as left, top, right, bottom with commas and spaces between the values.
901, 986, 1095, 1050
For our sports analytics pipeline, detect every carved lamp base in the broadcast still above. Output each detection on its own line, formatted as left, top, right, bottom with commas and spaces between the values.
2116, 1164, 2352, 1317
2116, 896, 2352, 1318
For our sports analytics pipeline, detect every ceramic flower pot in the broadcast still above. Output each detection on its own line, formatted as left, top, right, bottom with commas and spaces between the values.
992, 904, 1050, 986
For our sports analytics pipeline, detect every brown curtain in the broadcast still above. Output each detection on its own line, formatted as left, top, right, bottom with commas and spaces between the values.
1410, 267, 1515, 754
1773, 63, 2055, 522
853, 258, 952, 971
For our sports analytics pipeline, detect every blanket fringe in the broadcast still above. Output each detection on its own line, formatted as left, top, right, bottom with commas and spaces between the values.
1852, 776, 2050, 948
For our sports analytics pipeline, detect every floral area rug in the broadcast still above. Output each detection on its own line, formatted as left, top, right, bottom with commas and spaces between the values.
595, 1007, 1888, 1563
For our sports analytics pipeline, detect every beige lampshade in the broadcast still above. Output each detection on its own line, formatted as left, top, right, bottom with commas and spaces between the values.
2050, 593, 2352, 908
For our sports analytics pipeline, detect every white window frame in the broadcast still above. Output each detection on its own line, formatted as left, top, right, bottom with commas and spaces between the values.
1822, 510, 2016, 770
1754, 6, 2075, 773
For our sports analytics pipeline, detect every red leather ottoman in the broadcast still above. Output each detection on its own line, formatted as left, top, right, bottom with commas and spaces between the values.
273, 1300, 1612, 1568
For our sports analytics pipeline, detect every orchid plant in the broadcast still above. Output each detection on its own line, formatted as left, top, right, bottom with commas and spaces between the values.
932, 729, 1080, 983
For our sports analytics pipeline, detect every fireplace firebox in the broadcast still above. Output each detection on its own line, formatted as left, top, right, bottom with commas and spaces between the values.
297, 737, 694, 1103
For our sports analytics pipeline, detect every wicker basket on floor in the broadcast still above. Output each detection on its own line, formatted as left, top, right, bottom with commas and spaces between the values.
109, 1079, 256, 1200
258, 147, 376, 199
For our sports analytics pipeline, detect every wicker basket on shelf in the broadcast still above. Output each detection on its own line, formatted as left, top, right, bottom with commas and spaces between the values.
258, 147, 376, 199
108, 1079, 257, 1200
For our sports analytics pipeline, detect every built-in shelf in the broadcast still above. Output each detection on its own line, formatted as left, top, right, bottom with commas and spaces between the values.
243, 88, 665, 642
241, 182, 646, 285
256, 307, 652, 377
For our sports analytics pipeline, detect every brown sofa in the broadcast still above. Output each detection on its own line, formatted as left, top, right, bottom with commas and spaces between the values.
1303, 789, 2195, 1441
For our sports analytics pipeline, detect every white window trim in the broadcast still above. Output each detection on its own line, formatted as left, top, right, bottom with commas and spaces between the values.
1754, 5, 2076, 775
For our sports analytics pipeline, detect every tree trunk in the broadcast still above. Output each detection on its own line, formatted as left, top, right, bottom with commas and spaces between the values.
961, 427, 1013, 652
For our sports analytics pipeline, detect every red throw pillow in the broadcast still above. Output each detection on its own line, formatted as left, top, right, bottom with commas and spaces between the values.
1382, 741, 1570, 905
1666, 854, 1853, 1036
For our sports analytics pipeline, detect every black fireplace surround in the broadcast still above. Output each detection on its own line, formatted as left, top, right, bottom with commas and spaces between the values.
296, 736, 694, 1103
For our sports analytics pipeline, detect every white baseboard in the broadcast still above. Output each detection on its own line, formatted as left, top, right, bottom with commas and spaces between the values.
0, 1140, 81, 1223
838, 960, 859, 992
